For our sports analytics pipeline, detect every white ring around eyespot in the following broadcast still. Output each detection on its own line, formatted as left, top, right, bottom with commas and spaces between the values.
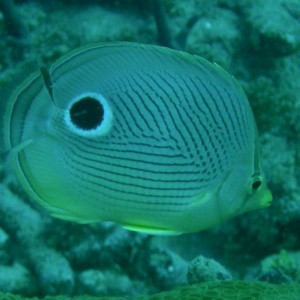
64, 92, 113, 137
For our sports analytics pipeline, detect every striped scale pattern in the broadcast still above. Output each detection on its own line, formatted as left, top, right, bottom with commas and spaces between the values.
4, 43, 268, 233
44, 44, 254, 217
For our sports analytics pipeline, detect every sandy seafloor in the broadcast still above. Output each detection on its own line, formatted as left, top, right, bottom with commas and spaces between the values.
0, 0, 300, 299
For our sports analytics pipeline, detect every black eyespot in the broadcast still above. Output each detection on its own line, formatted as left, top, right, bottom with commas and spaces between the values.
252, 180, 262, 190
70, 97, 104, 130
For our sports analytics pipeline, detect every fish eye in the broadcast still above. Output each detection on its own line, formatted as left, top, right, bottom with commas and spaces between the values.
251, 180, 262, 190
70, 97, 104, 130
65, 92, 113, 137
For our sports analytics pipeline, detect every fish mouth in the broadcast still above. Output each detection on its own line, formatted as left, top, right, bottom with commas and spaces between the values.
235, 186, 273, 217
259, 188, 273, 208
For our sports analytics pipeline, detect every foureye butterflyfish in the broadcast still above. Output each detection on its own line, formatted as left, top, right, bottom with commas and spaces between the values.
1, 42, 272, 235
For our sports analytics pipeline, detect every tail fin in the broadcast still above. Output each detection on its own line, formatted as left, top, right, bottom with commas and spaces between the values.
0, 61, 39, 154
1, 60, 62, 168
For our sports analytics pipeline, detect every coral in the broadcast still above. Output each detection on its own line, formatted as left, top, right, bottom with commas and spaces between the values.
0, 183, 188, 297
152, 0, 174, 48
146, 281, 300, 300
187, 255, 232, 284
0, 184, 74, 296
77, 269, 134, 296
1, 281, 300, 300
148, 248, 188, 290
0, 227, 9, 265
260, 251, 300, 282
0, 0, 27, 40
0, 0, 28, 61
0, 0, 299, 298
244, 0, 300, 57
257, 269, 291, 285
186, 3, 240, 69
0, 263, 36, 296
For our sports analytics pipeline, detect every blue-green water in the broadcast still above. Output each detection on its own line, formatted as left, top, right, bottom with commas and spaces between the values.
0, 0, 299, 299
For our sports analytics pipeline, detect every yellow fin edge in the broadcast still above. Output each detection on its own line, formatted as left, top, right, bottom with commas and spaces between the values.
122, 224, 182, 236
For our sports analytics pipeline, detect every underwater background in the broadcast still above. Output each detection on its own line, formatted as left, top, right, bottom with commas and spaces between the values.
0, 0, 299, 299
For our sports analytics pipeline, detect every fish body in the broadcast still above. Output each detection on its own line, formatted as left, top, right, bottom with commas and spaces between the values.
1, 43, 272, 234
